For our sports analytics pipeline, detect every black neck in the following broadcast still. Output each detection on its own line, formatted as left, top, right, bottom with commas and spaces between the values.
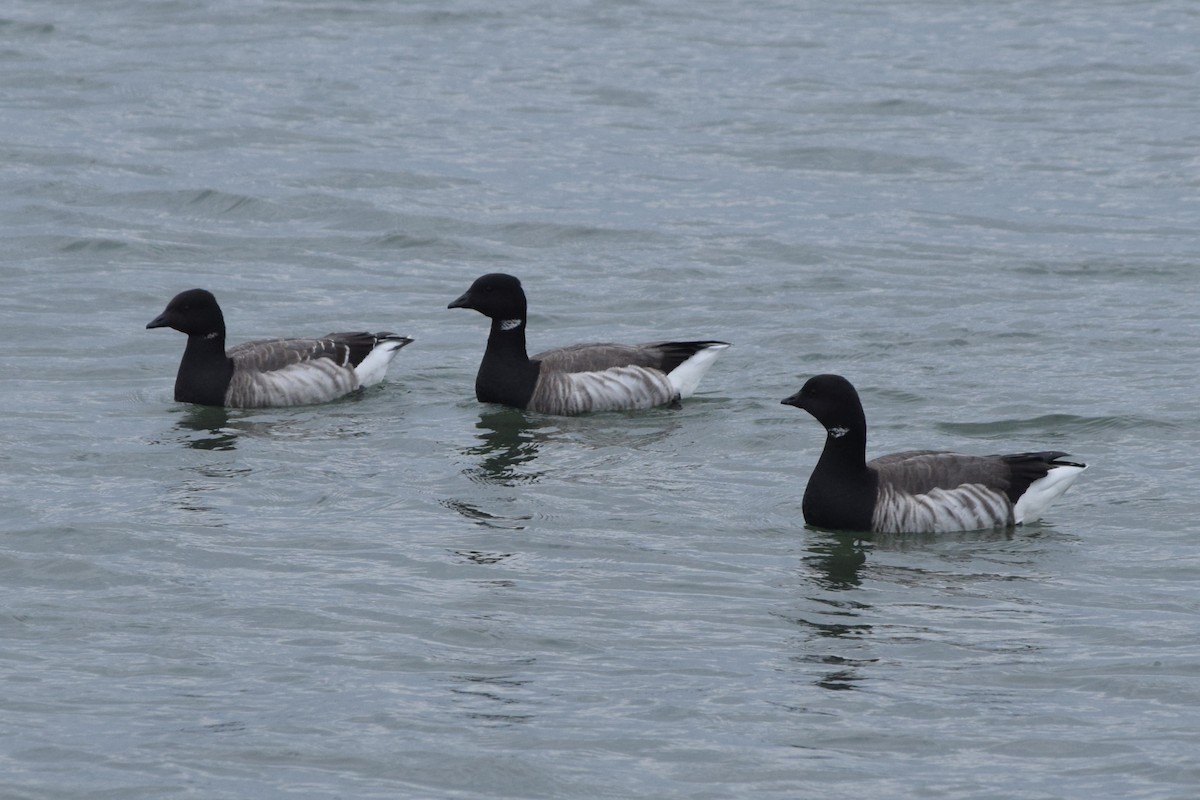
476, 318, 538, 408
803, 422, 876, 531
816, 423, 869, 474
175, 331, 234, 406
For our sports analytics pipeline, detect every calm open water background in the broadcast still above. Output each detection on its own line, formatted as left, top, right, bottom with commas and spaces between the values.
3, 1, 1199, 798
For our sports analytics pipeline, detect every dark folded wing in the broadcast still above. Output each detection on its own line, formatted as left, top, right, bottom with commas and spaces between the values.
229, 332, 404, 373
870, 451, 1012, 496
533, 340, 729, 375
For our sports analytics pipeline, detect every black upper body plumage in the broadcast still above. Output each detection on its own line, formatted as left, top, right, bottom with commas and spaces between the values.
146, 288, 412, 408
781, 374, 1086, 533
447, 274, 539, 408
448, 273, 728, 415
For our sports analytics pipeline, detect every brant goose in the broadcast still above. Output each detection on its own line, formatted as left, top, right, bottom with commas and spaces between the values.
147, 288, 413, 408
448, 273, 728, 415
782, 374, 1086, 533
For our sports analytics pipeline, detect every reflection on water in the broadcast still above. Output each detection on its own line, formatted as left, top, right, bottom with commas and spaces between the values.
811, 655, 874, 692
446, 664, 537, 726
454, 549, 515, 566
791, 526, 1038, 692
441, 498, 531, 530
786, 531, 876, 691
786, 611, 876, 693
445, 410, 555, 528
159, 406, 246, 521
451, 549, 518, 588
173, 406, 238, 451
803, 525, 1022, 587
804, 531, 870, 590
463, 409, 550, 485
867, 526, 1018, 551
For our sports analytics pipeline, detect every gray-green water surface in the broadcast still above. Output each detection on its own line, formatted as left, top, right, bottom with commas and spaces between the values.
2, 1, 1198, 798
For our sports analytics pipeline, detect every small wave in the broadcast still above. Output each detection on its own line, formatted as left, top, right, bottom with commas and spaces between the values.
0, 19, 55, 35
107, 188, 287, 222
746, 146, 966, 176
58, 237, 129, 252
937, 414, 1174, 437
182, 188, 269, 218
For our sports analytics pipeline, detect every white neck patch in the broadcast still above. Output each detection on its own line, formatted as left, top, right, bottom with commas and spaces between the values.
828, 426, 849, 439
204, 331, 221, 340
499, 318, 522, 331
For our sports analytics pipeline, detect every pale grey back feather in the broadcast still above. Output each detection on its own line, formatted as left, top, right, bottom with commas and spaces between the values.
529, 365, 676, 415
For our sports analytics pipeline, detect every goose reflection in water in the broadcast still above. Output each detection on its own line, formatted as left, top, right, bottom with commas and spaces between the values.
803, 525, 1021, 592
174, 405, 238, 451
463, 408, 550, 486
794, 526, 1029, 692
787, 532, 876, 692
804, 531, 870, 591
443, 409, 548, 529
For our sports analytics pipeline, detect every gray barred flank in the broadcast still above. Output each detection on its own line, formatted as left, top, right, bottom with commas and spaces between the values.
874, 483, 1014, 533
226, 358, 359, 408
531, 366, 675, 415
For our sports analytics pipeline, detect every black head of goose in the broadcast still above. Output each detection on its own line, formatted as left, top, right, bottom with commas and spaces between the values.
147, 288, 413, 408
781, 374, 1086, 534
448, 272, 729, 415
